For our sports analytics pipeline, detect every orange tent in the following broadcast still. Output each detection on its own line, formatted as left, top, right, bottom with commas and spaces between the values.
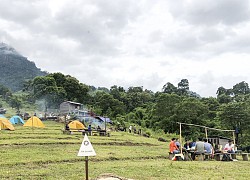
0, 117, 15, 130
68, 120, 85, 130
23, 116, 45, 128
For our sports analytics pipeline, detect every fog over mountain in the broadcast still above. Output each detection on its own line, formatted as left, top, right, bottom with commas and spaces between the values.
0, 42, 47, 91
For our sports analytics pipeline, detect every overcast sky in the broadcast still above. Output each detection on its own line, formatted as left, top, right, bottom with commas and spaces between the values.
1, 0, 250, 97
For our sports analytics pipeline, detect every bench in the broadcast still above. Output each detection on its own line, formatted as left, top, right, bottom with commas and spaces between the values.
183, 152, 192, 161
169, 152, 174, 160
242, 153, 249, 161
89, 130, 110, 137
214, 153, 223, 161
62, 129, 86, 135
229, 153, 236, 160
204, 153, 212, 160
195, 153, 204, 161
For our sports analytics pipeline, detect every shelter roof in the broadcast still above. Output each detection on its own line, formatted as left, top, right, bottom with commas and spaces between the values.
96, 116, 112, 123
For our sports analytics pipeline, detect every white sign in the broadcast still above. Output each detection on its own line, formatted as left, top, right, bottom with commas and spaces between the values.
77, 134, 96, 157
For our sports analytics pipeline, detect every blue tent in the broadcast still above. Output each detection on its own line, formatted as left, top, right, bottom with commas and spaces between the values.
9, 115, 24, 124
0, 114, 6, 118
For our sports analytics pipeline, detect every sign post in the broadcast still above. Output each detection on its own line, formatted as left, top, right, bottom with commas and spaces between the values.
78, 134, 96, 180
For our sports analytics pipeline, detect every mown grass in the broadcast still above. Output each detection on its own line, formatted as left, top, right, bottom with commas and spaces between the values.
0, 121, 250, 180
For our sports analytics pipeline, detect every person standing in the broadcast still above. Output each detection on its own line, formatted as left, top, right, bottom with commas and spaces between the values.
88, 124, 92, 136
129, 125, 132, 133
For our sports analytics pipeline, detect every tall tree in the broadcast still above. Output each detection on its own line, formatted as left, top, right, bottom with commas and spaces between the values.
232, 81, 250, 96
177, 79, 189, 95
162, 82, 177, 94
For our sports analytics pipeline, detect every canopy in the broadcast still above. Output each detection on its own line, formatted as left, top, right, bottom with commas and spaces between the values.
0, 117, 15, 130
23, 116, 45, 128
96, 116, 112, 123
9, 115, 24, 124
68, 120, 85, 130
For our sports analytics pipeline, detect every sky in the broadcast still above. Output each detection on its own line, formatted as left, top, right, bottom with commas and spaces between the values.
1, 0, 250, 97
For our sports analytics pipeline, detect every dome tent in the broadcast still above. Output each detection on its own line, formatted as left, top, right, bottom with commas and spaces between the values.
0, 117, 15, 130
23, 116, 45, 128
68, 120, 85, 130
9, 115, 24, 124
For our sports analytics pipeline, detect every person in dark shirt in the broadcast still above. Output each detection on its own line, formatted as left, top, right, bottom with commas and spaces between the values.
88, 124, 92, 136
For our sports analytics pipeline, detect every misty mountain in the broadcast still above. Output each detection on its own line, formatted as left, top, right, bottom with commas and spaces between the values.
0, 42, 47, 91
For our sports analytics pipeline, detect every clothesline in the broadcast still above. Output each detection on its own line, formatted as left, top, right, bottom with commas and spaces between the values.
177, 122, 235, 132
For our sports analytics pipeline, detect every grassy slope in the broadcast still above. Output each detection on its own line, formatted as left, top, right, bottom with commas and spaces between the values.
0, 121, 249, 180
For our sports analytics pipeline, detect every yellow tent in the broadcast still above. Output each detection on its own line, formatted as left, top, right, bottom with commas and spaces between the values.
23, 116, 45, 128
68, 120, 85, 130
0, 117, 15, 131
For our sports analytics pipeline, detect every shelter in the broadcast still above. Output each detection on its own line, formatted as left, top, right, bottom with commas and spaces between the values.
96, 116, 112, 124
9, 115, 24, 124
177, 122, 234, 154
68, 120, 85, 130
23, 116, 45, 128
208, 136, 231, 147
0, 117, 15, 130
60, 101, 83, 115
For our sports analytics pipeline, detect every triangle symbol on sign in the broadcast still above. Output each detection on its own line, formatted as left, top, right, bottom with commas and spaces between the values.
77, 134, 96, 157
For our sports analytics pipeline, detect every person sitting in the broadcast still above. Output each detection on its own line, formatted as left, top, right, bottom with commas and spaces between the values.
169, 138, 180, 154
184, 140, 190, 150
192, 137, 205, 160
65, 121, 71, 131
175, 138, 181, 149
189, 139, 196, 150
97, 125, 101, 131
204, 139, 214, 159
224, 140, 235, 153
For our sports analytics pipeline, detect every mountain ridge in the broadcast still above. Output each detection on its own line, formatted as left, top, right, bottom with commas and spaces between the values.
0, 43, 47, 91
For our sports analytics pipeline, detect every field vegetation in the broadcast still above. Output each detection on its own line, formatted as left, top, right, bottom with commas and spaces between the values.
0, 121, 250, 180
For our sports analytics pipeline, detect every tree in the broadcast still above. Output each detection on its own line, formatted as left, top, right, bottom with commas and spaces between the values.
95, 91, 125, 118
110, 85, 125, 101
152, 93, 182, 133
32, 76, 66, 110
217, 94, 232, 104
177, 79, 189, 95
201, 97, 220, 119
8, 95, 22, 110
232, 81, 250, 96
219, 102, 250, 144
173, 97, 209, 137
162, 82, 177, 94
0, 84, 12, 100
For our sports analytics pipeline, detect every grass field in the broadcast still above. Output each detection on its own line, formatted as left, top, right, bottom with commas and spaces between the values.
0, 121, 250, 180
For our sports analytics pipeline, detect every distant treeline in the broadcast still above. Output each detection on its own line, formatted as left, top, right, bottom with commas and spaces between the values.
1, 72, 250, 145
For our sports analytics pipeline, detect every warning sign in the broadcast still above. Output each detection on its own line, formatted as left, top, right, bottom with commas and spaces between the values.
77, 134, 96, 157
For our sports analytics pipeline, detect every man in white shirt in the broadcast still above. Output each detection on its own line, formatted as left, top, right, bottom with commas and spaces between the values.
224, 140, 235, 153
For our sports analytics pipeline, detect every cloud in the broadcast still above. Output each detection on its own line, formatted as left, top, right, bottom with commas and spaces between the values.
167, 0, 250, 26
1, 0, 250, 97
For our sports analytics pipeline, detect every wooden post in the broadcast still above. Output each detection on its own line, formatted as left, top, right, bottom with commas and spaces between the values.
205, 128, 208, 140
180, 123, 182, 154
233, 131, 236, 145
85, 156, 89, 180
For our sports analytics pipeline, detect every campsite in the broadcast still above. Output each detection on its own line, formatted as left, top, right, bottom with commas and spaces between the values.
0, 120, 250, 180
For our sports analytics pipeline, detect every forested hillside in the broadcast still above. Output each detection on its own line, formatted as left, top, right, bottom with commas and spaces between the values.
0, 43, 47, 91
1, 43, 250, 147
